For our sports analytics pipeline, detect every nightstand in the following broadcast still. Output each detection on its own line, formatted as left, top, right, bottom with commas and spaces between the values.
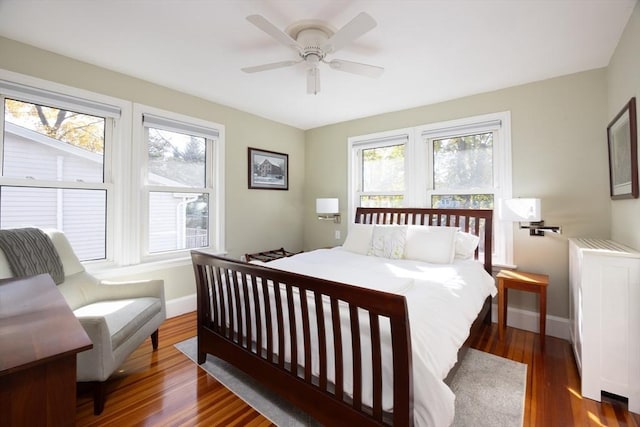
497, 269, 549, 347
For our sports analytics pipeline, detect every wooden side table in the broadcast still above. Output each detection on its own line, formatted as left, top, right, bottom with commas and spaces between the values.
497, 269, 549, 347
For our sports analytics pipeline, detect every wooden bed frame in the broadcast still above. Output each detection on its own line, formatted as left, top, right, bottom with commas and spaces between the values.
191, 207, 493, 426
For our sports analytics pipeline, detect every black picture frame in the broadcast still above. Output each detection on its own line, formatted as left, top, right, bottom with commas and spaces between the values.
607, 97, 638, 199
248, 147, 289, 190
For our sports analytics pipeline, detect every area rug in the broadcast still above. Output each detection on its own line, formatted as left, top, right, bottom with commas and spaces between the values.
175, 337, 526, 426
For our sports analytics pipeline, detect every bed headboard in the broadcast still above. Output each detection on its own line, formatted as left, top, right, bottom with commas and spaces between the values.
354, 207, 493, 274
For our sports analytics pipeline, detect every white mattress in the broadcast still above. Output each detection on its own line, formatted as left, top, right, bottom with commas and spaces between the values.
262, 247, 497, 426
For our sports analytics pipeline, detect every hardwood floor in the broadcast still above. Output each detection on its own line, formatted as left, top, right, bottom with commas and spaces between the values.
75, 312, 272, 427
76, 312, 640, 426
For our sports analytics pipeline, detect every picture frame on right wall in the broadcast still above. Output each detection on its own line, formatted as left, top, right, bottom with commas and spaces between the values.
607, 97, 638, 199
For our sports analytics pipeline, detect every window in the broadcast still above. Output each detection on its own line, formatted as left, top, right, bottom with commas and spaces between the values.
424, 120, 501, 211
0, 80, 120, 261
0, 74, 225, 268
351, 133, 409, 208
138, 107, 224, 258
349, 113, 513, 264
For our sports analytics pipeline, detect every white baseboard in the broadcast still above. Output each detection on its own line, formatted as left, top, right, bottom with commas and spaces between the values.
491, 303, 570, 340
166, 293, 196, 318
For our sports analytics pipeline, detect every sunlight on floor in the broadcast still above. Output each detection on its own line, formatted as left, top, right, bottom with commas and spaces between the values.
588, 411, 606, 426
567, 386, 583, 400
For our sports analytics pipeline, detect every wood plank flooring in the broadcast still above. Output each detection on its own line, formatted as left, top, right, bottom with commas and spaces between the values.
76, 312, 640, 426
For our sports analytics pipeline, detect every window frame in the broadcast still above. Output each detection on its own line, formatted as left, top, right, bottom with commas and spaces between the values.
0, 70, 131, 264
348, 112, 513, 265
132, 103, 225, 264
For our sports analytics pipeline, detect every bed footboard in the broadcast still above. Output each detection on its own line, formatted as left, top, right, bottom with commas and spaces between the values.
191, 251, 413, 426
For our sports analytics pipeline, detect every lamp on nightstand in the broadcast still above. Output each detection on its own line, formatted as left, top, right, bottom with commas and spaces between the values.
316, 198, 341, 223
500, 198, 561, 236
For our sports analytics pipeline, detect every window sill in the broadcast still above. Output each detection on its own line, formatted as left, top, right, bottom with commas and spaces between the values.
492, 262, 517, 273
85, 248, 228, 279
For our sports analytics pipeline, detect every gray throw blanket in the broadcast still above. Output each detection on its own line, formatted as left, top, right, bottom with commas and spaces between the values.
0, 228, 65, 284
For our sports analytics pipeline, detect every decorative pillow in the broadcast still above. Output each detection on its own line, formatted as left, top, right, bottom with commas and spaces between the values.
455, 231, 480, 260
403, 225, 458, 264
342, 223, 374, 255
367, 225, 408, 259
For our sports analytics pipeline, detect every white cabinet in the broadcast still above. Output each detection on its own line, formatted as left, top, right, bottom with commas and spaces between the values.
569, 238, 640, 414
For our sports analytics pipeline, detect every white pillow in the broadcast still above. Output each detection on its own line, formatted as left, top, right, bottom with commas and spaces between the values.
342, 224, 374, 255
404, 225, 458, 264
368, 225, 407, 259
455, 231, 480, 260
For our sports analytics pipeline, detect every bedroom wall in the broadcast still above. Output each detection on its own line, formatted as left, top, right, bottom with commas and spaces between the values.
0, 36, 306, 303
608, 1, 640, 249
0, 26, 626, 322
304, 69, 611, 320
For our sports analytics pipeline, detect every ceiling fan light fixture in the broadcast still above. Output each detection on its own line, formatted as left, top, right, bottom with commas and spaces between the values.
307, 67, 320, 95
305, 53, 321, 65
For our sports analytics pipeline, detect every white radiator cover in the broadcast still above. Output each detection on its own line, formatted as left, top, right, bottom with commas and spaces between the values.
569, 238, 640, 414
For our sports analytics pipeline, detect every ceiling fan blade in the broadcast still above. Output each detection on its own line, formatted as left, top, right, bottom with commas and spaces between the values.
327, 59, 384, 78
241, 60, 300, 73
307, 67, 320, 95
246, 15, 302, 52
322, 12, 377, 54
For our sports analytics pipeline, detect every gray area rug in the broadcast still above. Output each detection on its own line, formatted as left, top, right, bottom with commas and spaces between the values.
175, 337, 526, 426
449, 349, 526, 427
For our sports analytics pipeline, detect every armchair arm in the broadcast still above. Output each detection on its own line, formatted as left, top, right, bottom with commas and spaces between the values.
74, 316, 114, 382
94, 279, 165, 303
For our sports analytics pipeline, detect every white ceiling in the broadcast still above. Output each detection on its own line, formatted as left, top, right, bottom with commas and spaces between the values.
0, 0, 636, 130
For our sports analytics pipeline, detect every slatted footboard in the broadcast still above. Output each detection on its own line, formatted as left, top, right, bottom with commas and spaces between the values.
191, 252, 413, 426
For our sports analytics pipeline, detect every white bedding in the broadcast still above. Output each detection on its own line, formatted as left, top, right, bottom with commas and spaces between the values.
262, 247, 497, 426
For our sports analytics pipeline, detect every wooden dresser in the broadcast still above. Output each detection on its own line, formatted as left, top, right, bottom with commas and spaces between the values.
0, 274, 92, 426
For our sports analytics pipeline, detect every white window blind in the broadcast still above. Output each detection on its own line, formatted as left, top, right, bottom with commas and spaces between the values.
0, 80, 121, 118
421, 119, 501, 139
353, 133, 409, 148
142, 114, 219, 140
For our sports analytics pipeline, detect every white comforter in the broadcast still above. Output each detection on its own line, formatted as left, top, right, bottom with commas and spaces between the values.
263, 247, 497, 426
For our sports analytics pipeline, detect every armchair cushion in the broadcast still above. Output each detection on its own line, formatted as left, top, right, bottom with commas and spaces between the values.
74, 297, 162, 351
60, 274, 166, 383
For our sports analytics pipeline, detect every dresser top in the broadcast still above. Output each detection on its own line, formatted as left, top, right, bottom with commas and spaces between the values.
0, 274, 92, 375
570, 238, 640, 258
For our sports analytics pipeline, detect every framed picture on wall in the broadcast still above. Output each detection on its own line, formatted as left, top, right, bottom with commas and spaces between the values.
248, 147, 289, 190
607, 97, 638, 199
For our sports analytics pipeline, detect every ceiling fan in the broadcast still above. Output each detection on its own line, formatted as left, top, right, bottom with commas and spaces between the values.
241, 12, 384, 95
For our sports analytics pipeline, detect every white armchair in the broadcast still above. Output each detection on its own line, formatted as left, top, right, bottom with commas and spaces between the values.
0, 229, 166, 415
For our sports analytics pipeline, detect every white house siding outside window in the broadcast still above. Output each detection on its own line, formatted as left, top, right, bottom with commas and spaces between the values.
348, 112, 513, 264
0, 74, 225, 266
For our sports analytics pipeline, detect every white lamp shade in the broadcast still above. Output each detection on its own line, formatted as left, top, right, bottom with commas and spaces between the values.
316, 198, 339, 214
500, 198, 541, 222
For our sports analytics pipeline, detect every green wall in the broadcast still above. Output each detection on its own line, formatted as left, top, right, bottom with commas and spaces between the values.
608, 1, 640, 248
304, 69, 611, 319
